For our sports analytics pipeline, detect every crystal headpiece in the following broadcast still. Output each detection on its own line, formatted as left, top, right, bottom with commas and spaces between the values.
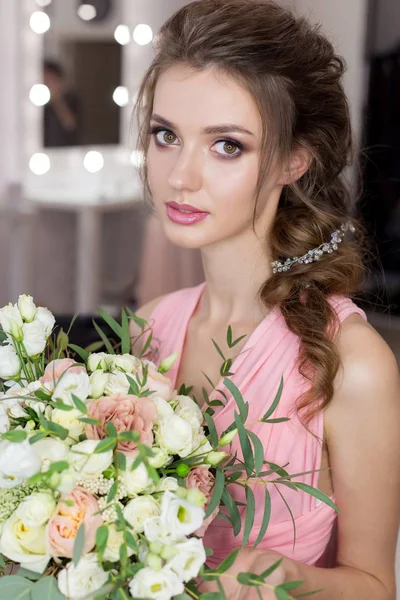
271, 222, 356, 274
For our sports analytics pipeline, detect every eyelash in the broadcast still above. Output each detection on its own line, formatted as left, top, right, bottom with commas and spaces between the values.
148, 126, 244, 159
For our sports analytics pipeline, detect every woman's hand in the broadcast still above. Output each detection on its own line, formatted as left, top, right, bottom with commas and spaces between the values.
199, 548, 287, 600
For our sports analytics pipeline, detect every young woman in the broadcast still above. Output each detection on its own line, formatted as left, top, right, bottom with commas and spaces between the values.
130, 1, 400, 597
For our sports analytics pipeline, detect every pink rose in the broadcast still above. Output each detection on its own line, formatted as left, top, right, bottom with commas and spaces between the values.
41, 358, 86, 386
185, 466, 219, 537
47, 487, 102, 558
85, 393, 157, 455
141, 363, 173, 401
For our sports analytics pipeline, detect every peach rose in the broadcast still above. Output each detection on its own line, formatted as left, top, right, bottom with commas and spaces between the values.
85, 394, 157, 455
185, 467, 218, 537
142, 363, 173, 401
47, 487, 102, 558
41, 358, 86, 386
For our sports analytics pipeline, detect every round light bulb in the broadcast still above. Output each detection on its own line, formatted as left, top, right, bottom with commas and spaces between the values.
130, 150, 145, 168
77, 4, 97, 21
114, 24, 130, 46
132, 24, 153, 46
29, 84, 50, 106
30, 11, 51, 34
112, 86, 129, 107
83, 151, 104, 173
29, 153, 50, 175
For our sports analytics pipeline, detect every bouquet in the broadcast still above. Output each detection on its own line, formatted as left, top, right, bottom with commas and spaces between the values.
0, 295, 337, 600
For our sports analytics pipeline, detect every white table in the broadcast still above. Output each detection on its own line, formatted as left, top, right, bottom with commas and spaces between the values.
23, 194, 143, 314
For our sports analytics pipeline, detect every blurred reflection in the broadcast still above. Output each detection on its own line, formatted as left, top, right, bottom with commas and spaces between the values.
43, 60, 80, 147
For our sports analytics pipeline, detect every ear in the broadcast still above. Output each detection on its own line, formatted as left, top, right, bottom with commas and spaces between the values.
277, 147, 312, 185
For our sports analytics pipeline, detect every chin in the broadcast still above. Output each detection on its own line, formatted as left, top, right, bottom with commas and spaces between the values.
162, 219, 211, 249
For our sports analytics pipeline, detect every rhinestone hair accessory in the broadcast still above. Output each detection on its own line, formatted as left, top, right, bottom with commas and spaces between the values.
271, 222, 356, 274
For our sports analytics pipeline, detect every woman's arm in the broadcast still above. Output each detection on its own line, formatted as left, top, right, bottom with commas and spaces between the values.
248, 316, 400, 599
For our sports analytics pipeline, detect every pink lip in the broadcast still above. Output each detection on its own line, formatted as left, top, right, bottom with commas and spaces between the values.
166, 201, 209, 226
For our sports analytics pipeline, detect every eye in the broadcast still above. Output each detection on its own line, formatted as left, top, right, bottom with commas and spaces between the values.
213, 140, 243, 158
150, 126, 179, 146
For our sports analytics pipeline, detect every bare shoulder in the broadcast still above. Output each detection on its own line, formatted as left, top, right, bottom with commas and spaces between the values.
129, 295, 166, 355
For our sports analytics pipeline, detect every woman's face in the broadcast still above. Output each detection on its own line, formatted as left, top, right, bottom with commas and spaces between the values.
147, 64, 282, 249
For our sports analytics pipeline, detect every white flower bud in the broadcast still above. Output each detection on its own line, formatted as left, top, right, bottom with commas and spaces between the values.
0, 345, 20, 378
17, 295, 37, 323
158, 352, 179, 374
89, 370, 109, 399
205, 451, 228, 466
219, 428, 238, 446
87, 352, 111, 372
0, 303, 23, 340
34, 307, 55, 337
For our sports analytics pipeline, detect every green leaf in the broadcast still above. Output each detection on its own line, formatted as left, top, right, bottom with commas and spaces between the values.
2, 429, 27, 443
263, 417, 290, 424
212, 338, 226, 361
221, 488, 241, 536
242, 486, 255, 547
223, 378, 248, 422
32, 576, 65, 600
236, 572, 260, 586
73, 522, 85, 566
174, 595, 193, 600
293, 589, 324, 597
114, 450, 127, 471
140, 331, 153, 358
217, 548, 239, 573
199, 593, 224, 600
126, 374, 140, 396
98, 308, 123, 338
45, 421, 69, 440
92, 320, 115, 355
205, 468, 224, 518
94, 438, 117, 453
204, 411, 218, 447
246, 430, 264, 476
51, 400, 74, 412
274, 484, 296, 550
71, 393, 88, 414
34, 389, 52, 402
277, 581, 303, 591
293, 482, 339, 513
254, 487, 271, 547
234, 411, 254, 476
274, 587, 291, 600
230, 334, 247, 348
68, 344, 89, 362
0, 576, 34, 600
261, 376, 284, 421
47, 460, 69, 473
79, 417, 101, 426
260, 558, 283, 579
120, 309, 130, 355
118, 430, 140, 442
202, 372, 215, 391
15, 568, 41, 581
126, 308, 147, 330
227, 325, 233, 348
125, 531, 138, 553
107, 480, 118, 502
96, 525, 109, 552
84, 340, 106, 354
106, 421, 118, 438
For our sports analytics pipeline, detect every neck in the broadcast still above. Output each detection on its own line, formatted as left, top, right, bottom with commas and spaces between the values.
199, 227, 273, 325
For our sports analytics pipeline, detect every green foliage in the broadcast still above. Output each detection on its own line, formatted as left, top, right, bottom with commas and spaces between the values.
73, 523, 86, 566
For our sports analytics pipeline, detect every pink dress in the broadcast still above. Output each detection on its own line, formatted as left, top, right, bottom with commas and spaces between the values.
148, 282, 367, 567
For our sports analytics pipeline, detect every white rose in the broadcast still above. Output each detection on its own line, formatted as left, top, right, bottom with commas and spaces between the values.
0, 403, 10, 433
124, 495, 160, 534
0, 303, 23, 339
51, 408, 84, 443
152, 395, 174, 424
103, 523, 135, 562
148, 447, 171, 469
159, 491, 204, 539
21, 321, 47, 357
1, 396, 28, 419
174, 395, 203, 427
32, 437, 69, 471
58, 553, 108, 600
0, 439, 41, 485
17, 295, 37, 322
69, 439, 113, 476
129, 566, 184, 600
89, 370, 109, 399
25, 398, 52, 420
0, 510, 50, 573
110, 354, 140, 374
34, 306, 55, 337
16, 491, 56, 526
157, 415, 193, 458
87, 352, 111, 372
155, 477, 179, 494
167, 537, 206, 582
0, 344, 20, 378
104, 371, 130, 396
53, 371, 91, 406
121, 459, 155, 497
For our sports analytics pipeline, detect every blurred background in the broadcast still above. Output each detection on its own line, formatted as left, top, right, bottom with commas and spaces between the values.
0, 0, 398, 356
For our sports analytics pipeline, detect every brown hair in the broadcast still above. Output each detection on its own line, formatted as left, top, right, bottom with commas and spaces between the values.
134, 0, 364, 424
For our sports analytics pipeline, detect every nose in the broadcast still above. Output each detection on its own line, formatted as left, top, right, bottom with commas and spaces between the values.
167, 146, 203, 192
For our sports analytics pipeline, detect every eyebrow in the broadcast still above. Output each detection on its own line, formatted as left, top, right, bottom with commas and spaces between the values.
150, 113, 255, 137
